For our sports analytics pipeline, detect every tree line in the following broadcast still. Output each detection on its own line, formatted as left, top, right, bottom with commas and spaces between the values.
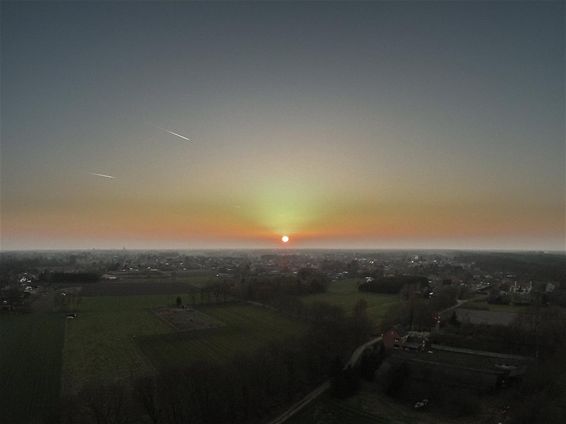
235, 268, 330, 301
179, 267, 330, 307
48, 272, 101, 283
358, 275, 429, 294
379, 285, 460, 331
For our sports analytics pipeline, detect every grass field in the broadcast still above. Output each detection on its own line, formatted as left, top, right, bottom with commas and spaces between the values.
288, 382, 476, 424
461, 299, 528, 313
137, 303, 305, 370
287, 390, 433, 424
302, 279, 399, 324
0, 295, 65, 424
58, 279, 397, 396
62, 296, 305, 393
62, 295, 177, 394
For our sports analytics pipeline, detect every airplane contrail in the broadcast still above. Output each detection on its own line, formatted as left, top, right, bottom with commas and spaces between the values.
88, 172, 116, 179
157, 126, 191, 142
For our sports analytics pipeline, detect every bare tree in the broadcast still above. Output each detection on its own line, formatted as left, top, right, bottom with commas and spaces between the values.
133, 376, 161, 424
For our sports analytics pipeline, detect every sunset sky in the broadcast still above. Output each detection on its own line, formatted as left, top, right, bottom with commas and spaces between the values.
1, 1, 564, 251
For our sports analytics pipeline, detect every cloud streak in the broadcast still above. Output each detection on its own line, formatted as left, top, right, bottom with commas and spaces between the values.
158, 127, 191, 142
88, 172, 116, 179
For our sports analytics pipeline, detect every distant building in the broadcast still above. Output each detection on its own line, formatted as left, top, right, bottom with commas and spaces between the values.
383, 327, 401, 350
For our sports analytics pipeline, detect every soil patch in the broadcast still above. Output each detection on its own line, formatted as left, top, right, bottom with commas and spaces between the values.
153, 306, 224, 331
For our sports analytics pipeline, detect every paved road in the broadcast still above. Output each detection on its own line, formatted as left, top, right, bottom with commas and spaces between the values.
266, 381, 331, 424
438, 294, 486, 317
266, 336, 383, 424
345, 336, 383, 368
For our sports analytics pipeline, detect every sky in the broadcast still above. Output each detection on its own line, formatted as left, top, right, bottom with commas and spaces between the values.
1, 1, 564, 251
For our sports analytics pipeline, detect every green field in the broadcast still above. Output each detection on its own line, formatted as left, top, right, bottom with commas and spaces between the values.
460, 299, 528, 313
62, 296, 305, 393
137, 303, 305, 370
302, 279, 399, 323
0, 296, 65, 423
7, 278, 398, 416
62, 295, 176, 394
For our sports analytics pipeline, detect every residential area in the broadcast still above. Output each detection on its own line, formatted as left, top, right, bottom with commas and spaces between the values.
1, 250, 565, 423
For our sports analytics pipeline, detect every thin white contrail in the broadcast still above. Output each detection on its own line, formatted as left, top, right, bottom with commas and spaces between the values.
88, 172, 116, 179
157, 126, 191, 142
164, 129, 191, 141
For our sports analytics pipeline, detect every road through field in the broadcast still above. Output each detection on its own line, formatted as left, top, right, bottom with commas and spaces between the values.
266, 336, 383, 424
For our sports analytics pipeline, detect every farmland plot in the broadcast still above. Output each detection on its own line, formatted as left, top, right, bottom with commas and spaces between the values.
62, 296, 300, 394
153, 306, 225, 331
137, 304, 305, 370
302, 279, 399, 324
0, 309, 65, 424
61, 295, 176, 394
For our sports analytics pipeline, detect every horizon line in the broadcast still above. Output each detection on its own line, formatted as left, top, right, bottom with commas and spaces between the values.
1, 247, 564, 254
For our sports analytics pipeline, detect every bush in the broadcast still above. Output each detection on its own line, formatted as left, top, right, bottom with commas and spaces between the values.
330, 367, 360, 398
444, 392, 481, 417
359, 276, 429, 294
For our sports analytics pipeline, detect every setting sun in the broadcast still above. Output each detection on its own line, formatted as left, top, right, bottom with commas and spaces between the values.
281, 235, 289, 243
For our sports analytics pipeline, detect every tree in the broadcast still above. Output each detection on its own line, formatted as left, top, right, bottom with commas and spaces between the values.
359, 276, 429, 294
430, 286, 459, 311
79, 382, 130, 424
359, 347, 383, 381
383, 363, 408, 397
133, 376, 160, 424
513, 305, 566, 357
330, 366, 360, 398
411, 299, 434, 330
351, 299, 372, 345
346, 260, 359, 277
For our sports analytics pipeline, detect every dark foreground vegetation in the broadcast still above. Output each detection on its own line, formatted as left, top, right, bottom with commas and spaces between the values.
56, 301, 372, 424
2, 250, 565, 423
457, 252, 566, 282
358, 275, 429, 294
330, 300, 566, 423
